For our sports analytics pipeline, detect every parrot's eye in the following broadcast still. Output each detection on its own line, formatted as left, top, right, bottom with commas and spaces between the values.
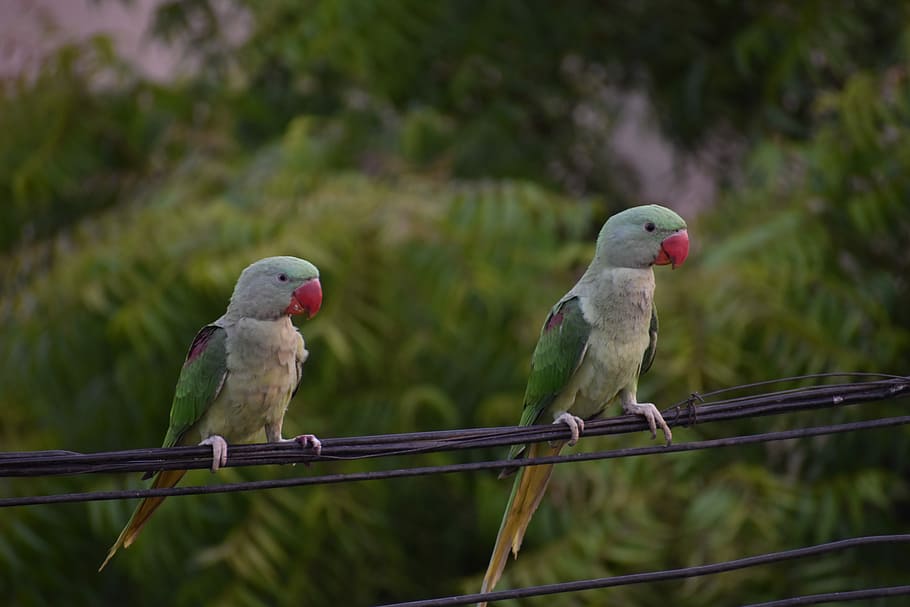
277, 273, 289, 282
644, 221, 656, 232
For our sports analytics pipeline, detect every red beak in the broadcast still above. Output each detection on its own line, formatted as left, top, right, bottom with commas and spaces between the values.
653, 229, 689, 269
285, 278, 323, 318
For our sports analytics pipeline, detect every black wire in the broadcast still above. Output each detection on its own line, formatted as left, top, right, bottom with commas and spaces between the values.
2, 415, 908, 508
2, 375, 907, 478
742, 585, 910, 607
686, 372, 908, 401
375, 535, 910, 607
2, 374, 908, 607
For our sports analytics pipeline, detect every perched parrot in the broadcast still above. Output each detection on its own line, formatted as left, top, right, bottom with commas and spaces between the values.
99, 256, 324, 571
478, 205, 689, 602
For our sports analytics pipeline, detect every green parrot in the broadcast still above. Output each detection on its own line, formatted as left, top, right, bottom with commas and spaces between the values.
478, 205, 689, 602
99, 256, 324, 570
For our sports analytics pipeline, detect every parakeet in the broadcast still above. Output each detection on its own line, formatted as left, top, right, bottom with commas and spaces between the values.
478, 205, 689, 602
99, 256, 324, 571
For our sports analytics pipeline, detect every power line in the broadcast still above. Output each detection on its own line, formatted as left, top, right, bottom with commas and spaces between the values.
2, 374, 908, 607
687, 371, 908, 399
742, 585, 910, 607
1, 375, 907, 479
0, 376, 907, 509
1, 414, 909, 508
375, 535, 910, 607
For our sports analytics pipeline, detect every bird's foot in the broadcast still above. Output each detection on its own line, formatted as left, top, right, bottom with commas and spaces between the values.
623, 401, 672, 445
552, 412, 585, 447
285, 433, 322, 456
199, 435, 228, 473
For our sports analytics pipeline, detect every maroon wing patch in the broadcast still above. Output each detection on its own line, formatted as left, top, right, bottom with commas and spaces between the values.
184, 325, 219, 366
545, 308, 566, 331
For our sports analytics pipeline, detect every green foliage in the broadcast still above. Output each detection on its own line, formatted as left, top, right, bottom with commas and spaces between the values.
0, 152, 596, 603
463, 40, 910, 605
0, 37, 129, 251
0, 35, 235, 254
2, 2, 910, 606
149, 0, 910, 191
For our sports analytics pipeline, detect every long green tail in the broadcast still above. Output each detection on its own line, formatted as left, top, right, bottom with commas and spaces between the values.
98, 468, 187, 571
478, 442, 561, 606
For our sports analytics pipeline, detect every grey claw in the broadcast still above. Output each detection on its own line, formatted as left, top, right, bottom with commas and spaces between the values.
553, 412, 585, 446
199, 435, 229, 473
294, 434, 322, 456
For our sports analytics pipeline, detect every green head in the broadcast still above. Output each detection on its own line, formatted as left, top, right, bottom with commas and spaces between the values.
226, 256, 322, 321
594, 204, 689, 269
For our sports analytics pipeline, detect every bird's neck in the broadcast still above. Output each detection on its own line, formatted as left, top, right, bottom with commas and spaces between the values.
221, 308, 286, 324
574, 265, 654, 326
225, 315, 298, 367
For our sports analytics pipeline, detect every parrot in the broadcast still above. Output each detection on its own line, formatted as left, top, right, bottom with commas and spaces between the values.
478, 205, 689, 603
99, 256, 324, 571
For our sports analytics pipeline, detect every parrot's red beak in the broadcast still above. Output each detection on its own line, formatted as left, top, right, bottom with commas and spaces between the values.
286, 278, 323, 318
654, 229, 689, 269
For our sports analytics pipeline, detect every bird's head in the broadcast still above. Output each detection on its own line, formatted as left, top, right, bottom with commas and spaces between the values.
227, 256, 322, 321
594, 204, 689, 270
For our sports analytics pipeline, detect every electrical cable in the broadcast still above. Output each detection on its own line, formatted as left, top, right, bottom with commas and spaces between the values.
2, 375, 907, 479
375, 535, 910, 607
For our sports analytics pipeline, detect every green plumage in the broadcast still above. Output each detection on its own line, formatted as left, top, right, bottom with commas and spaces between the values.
101, 256, 322, 570
641, 305, 659, 375
161, 325, 228, 450
510, 297, 590, 459
480, 205, 689, 603
507, 291, 661, 464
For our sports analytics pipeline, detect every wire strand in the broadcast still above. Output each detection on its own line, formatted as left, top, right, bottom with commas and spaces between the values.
2, 375, 907, 480
2, 415, 908, 508
742, 585, 910, 607
375, 535, 910, 607
3, 374, 909, 607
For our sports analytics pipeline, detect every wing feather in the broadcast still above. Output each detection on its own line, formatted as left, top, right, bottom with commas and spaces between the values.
640, 303, 658, 375
291, 329, 305, 399
509, 297, 591, 459
160, 324, 228, 449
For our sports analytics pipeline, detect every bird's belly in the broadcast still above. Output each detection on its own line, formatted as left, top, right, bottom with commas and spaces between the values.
195, 369, 295, 444
193, 318, 300, 444
560, 335, 647, 421
230, 376, 294, 441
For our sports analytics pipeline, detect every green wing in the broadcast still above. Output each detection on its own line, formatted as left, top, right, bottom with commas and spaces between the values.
640, 303, 658, 375
291, 328, 305, 399
160, 324, 228, 449
510, 297, 591, 458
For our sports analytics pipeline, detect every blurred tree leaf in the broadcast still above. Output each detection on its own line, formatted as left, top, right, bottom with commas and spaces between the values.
1, 2, 910, 605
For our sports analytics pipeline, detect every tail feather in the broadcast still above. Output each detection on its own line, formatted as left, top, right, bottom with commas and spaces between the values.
479, 442, 561, 606
98, 468, 186, 571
